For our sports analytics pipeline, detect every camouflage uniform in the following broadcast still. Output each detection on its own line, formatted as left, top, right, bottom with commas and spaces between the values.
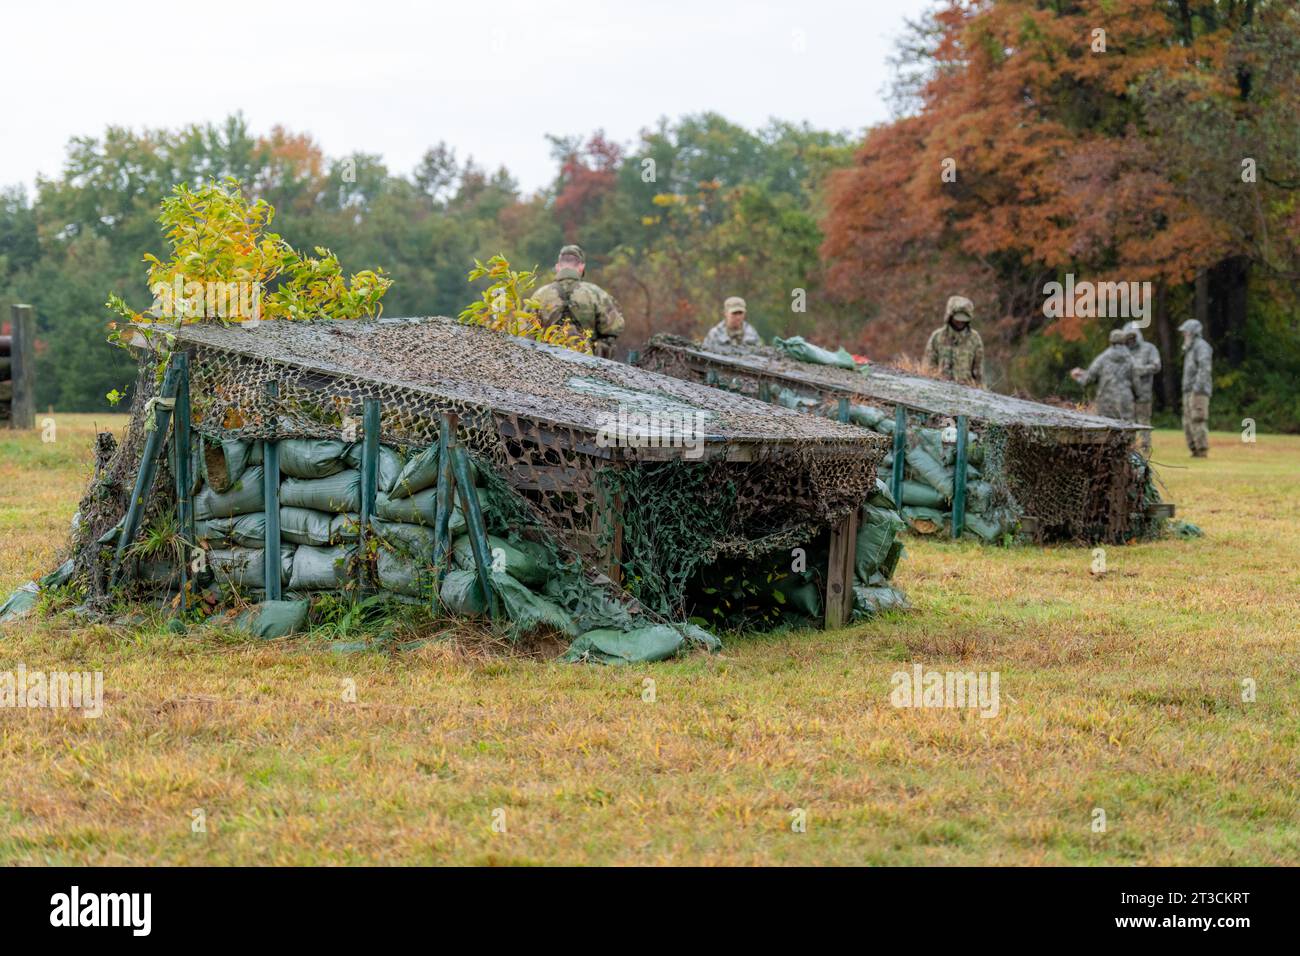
1178, 319, 1213, 457
1078, 330, 1140, 422
1124, 321, 1161, 454
703, 320, 760, 348
702, 295, 761, 348
533, 244, 625, 355
924, 295, 984, 386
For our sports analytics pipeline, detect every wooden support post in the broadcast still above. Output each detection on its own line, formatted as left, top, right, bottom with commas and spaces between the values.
431, 413, 457, 609
110, 359, 182, 585
593, 464, 625, 585
450, 441, 499, 619
172, 353, 193, 609
951, 414, 968, 540
262, 381, 282, 600
824, 506, 860, 630
9, 304, 35, 430
890, 404, 907, 508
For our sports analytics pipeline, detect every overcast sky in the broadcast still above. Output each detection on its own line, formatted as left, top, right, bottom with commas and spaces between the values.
4, 0, 935, 195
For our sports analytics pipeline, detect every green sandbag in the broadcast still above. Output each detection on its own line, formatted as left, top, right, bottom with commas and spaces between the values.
288, 545, 355, 591
202, 439, 258, 493
0, 583, 39, 623
916, 426, 945, 461
386, 444, 439, 498
375, 488, 465, 532
195, 512, 266, 548
772, 335, 858, 371
852, 584, 909, 618
279, 469, 360, 514
878, 539, 904, 580
775, 388, 819, 411
453, 534, 551, 588
345, 444, 406, 494
966, 480, 993, 512
231, 600, 309, 639
279, 506, 343, 546
372, 519, 438, 558
195, 466, 265, 520
560, 625, 688, 664
209, 546, 293, 589
961, 512, 1013, 543
280, 507, 359, 546
772, 574, 821, 618
900, 480, 946, 508
905, 446, 953, 499
856, 504, 905, 580
377, 547, 433, 598
494, 572, 577, 636
867, 478, 897, 510
439, 568, 485, 615
278, 439, 349, 479
848, 403, 888, 428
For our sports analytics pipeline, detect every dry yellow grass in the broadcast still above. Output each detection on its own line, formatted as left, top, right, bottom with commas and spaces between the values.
1, 414, 1297, 864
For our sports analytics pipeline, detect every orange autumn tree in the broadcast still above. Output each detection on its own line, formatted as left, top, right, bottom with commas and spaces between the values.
821, 0, 1300, 398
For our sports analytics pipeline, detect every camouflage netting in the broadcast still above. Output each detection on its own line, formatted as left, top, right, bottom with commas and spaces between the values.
55, 317, 898, 650
637, 334, 1164, 544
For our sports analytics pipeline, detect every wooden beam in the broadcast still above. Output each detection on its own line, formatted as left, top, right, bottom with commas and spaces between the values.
824, 507, 859, 630
9, 304, 35, 430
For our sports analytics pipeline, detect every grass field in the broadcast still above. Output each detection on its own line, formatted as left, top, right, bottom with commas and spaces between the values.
1, 414, 1297, 865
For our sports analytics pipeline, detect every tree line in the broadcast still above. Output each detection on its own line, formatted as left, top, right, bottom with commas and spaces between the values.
1, 0, 1296, 430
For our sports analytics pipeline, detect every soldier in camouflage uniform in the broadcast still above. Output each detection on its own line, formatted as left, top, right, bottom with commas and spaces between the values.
1071, 329, 1141, 421
924, 295, 984, 386
1178, 318, 1213, 458
1123, 321, 1161, 454
533, 244, 625, 357
702, 296, 761, 348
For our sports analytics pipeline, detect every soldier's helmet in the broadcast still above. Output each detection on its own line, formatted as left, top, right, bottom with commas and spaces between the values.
557, 244, 586, 265
1122, 320, 1144, 342
1108, 329, 1128, 345
1177, 319, 1202, 337
724, 296, 747, 315
945, 295, 974, 322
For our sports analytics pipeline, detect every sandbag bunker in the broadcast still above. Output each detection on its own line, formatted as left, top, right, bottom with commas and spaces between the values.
71, 317, 906, 659
636, 335, 1173, 545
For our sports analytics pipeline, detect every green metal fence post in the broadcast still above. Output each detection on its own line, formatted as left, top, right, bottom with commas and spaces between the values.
952, 414, 969, 539
450, 442, 499, 619
837, 397, 850, 423
431, 413, 456, 610
890, 404, 907, 509
262, 381, 282, 600
172, 353, 193, 609
360, 399, 380, 529
110, 358, 183, 586
358, 399, 381, 596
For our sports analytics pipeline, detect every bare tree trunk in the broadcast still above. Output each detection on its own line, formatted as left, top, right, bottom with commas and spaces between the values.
1153, 281, 1178, 411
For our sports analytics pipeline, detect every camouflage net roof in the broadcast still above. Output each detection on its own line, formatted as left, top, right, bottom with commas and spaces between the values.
637, 335, 1164, 545
168, 317, 877, 452
640, 335, 1146, 434
76, 318, 891, 620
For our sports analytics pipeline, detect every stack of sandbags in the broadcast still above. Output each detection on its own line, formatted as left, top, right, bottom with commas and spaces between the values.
847, 404, 1016, 542
162, 434, 722, 659
851, 480, 909, 619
